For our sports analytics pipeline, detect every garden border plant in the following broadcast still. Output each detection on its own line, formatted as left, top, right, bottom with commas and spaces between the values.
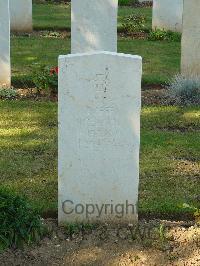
0, 188, 46, 251
121, 13, 147, 36
148, 29, 181, 42
166, 74, 200, 106
0, 87, 18, 100
33, 0, 140, 6
32, 65, 58, 95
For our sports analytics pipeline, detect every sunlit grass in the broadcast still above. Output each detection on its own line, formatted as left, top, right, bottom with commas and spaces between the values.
0, 101, 199, 217
11, 4, 180, 85
142, 106, 200, 131
6, 3, 199, 219
33, 4, 152, 31
11, 37, 180, 85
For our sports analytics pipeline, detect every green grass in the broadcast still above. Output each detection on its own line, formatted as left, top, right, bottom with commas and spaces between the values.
33, 3, 71, 31
0, 101, 57, 212
11, 4, 180, 85
11, 37, 180, 85
11, 37, 71, 81
33, 4, 152, 31
140, 106, 200, 216
0, 101, 199, 217
7, 3, 199, 219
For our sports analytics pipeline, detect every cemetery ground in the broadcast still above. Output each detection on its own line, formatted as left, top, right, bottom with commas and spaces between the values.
1, 101, 200, 219
0, 2, 200, 265
13, 3, 178, 85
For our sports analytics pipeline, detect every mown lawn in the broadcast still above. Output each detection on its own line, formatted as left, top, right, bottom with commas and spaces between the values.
11, 37, 180, 85
33, 3, 152, 31
0, 101, 199, 217
11, 4, 180, 85
6, 3, 199, 220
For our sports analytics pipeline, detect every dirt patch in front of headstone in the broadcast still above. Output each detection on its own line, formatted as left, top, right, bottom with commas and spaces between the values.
142, 88, 168, 105
0, 219, 199, 266
11, 30, 71, 39
14, 86, 168, 106
12, 30, 150, 40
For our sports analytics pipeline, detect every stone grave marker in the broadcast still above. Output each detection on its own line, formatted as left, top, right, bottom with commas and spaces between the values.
0, 0, 10, 87
138, 0, 152, 2
71, 0, 118, 53
10, 0, 32, 32
181, 0, 200, 77
152, 0, 183, 32
58, 0, 142, 224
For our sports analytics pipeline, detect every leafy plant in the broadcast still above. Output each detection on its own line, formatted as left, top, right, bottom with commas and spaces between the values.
0, 189, 45, 250
32, 65, 58, 94
122, 14, 146, 35
0, 88, 18, 99
182, 203, 200, 224
148, 29, 181, 41
166, 74, 200, 106
11, 75, 35, 89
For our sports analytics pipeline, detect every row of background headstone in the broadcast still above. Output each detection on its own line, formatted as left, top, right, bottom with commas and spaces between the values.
10, 0, 32, 32
0, 0, 199, 87
153, 0, 183, 33
6, 0, 188, 34
181, 0, 200, 76
0, 0, 32, 87
7, 0, 185, 34
154, 0, 199, 75
0, 0, 10, 86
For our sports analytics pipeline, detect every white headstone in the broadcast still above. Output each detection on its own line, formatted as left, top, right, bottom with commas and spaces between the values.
138, 0, 152, 2
152, 0, 183, 32
0, 0, 10, 87
58, 52, 142, 224
10, 0, 32, 32
181, 0, 200, 77
71, 0, 118, 53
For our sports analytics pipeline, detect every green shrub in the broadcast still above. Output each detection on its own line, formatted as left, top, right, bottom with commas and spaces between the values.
0, 88, 18, 99
122, 14, 146, 35
32, 65, 58, 94
167, 74, 200, 106
182, 204, 200, 225
11, 75, 35, 89
148, 29, 181, 41
0, 189, 45, 250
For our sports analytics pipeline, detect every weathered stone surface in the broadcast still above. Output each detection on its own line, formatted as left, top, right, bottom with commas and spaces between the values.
181, 0, 200, 77
152, 0, 183, 32
58, 51, 142, 224
10, 0, 32, 32
71, 0, 118, 53
0, 0, 10, 87
138, 0, 152, 2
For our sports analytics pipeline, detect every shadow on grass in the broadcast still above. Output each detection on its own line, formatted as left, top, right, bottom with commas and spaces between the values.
0, 101, 199, 219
